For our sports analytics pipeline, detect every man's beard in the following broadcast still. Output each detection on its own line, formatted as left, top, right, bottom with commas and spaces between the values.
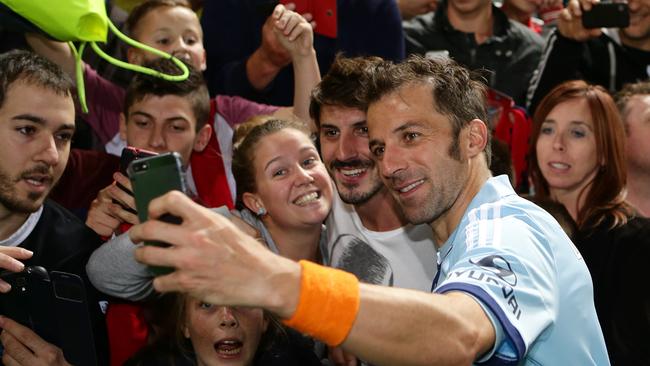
329, 158, 383, 205
0, 165, 51, 214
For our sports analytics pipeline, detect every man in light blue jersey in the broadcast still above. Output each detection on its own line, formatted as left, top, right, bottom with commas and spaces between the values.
130, 55, 609, 365
363, 55, 609, 364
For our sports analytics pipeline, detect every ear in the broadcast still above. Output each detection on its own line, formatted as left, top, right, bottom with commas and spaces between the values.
199, 49, 207, 71
261, 315, 269, 333
466, 119, 488, 159
127, 47, 142, 66
193, 124, 212, 152
182, 322, 191, 339
119, 113, 128, 141
242, 192, 264, 214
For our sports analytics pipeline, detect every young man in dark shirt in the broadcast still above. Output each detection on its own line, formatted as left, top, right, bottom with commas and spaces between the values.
0, 50, 108, 365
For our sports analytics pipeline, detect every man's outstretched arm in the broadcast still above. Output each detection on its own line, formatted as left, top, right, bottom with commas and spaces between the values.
131, 192, 495, 366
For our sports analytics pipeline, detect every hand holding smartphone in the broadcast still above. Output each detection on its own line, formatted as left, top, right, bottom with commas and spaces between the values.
128, 152, 187, 275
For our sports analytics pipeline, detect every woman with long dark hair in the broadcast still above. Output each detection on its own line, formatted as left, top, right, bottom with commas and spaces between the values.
530, 80, 650, 365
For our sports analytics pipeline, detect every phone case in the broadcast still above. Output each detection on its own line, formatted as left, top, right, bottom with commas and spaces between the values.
128, 152, 187, 274
582, 3, 630, 29
280, 0, 337, 38
128, 152, 187, 223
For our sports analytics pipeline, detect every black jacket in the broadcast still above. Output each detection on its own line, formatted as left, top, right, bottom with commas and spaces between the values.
14, 200, 109, 365
403, 4, 543, 106
573, 216, 650, 365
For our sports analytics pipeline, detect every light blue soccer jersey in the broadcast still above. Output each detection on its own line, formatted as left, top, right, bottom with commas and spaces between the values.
433, 176, 609, 365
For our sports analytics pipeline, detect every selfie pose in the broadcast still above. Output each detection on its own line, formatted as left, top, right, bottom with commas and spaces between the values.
131, 56, 609, 366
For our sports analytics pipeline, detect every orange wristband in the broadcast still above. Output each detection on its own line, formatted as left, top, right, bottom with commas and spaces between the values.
282, 260, 360, 346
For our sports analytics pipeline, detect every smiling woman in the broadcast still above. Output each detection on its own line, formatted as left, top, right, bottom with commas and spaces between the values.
232, 118, 333, 262
529, 79, 650, 365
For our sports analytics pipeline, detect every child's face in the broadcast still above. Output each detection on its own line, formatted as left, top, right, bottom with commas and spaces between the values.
184, 300, 268, 366
128, 6, 207, 71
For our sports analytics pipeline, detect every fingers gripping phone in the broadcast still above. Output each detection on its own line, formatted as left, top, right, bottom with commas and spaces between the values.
128, 152, 187, 275
582, 2, 630, 29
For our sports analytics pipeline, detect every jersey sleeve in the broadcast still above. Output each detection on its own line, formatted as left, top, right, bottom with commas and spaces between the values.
435, 216, 557, 363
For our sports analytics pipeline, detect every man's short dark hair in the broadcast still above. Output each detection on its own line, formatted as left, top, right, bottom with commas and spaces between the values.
123, 58, 210, 131
309, 54, 391, 128
366, 55, 491, 165
0, 50, 74, 110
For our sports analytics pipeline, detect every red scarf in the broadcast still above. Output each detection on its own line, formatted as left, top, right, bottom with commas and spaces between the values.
189, 98, 234, 209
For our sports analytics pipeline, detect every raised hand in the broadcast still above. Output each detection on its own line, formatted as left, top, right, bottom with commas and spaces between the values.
558, 0, 603, 41
271, 4, 315, 59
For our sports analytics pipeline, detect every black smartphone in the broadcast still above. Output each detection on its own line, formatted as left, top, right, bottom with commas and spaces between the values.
50, 272, 98, 366
119, 147, 158, 176
0, 266, 58, 345
128, 152, 187, 275
582, 2, 630, 29
114, 147, 158, 214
